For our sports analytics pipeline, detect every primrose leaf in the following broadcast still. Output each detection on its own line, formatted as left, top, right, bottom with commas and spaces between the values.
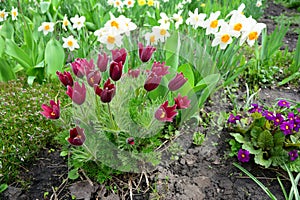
250, 126, 263, 145
254, 152, 272, 168
242, 142, 262, 155
230, 133, 246, 144
273, 131, 285, 147
270, 147, 288, 167
257, 130, 274, 150
287, 159, 300, 173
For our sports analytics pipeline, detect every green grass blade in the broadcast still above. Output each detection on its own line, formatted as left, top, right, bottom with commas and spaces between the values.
285, 164, 300, 200
233, 162, 277, 200
277, 176, 288, 199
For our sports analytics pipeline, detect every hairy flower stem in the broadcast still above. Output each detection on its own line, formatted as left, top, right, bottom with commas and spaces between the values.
83, 143, 100, 166
107, 103, 118, 130
285, 143, 300, 148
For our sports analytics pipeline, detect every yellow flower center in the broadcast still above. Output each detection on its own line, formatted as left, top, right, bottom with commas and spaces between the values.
194, 16, 199, 22
160, 111, 166, 118
12, 11, 17, 17
111, 20, 119, 29
63, 20, 68, 26
50, 112, 56, 116
233, 23, 242, 31
107, 35, 115, 44
90, 77, 94, 84
150, 35, 155, 43
128, 0, 132, 5
210, 20, 218, 28
221, 34, 230, 43
44, 24, 50, 31
286, 125, 289, 130
248, 31, 258, 40
67, 40, 73, 47
116, 1, 120, 6
160, 29, 167, 36
241, 154, 245, 158
0, 12, 4, 18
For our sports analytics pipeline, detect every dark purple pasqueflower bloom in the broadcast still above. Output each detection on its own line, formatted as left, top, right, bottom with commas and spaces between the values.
248, 103, 263, 113
126, 137, 135, 145
68, 126, 86, 146
155, 101, 178, 122
168, 72, 188, 91
127, 69, 140, 78
40, 99, 60, 119
151, 61, 170, 76
138, 42, 156, 62
97, 52, 109, 72
287, 112, 295, 122
277, 100, 290, 108
280, 121, 294, 135
70, 58, 87, 78
94, 78, 116, 103
86, 70, 101, 87
273, 113, 284, 126
289, 150, 298, 161
84, 58, 95, 75
262, 110, 275, 121
227, 113, 242, 124
109, 61, 123, 81
174, 93, 191, 109
56, 71, 74, 87
111, 48, 127, 64
144, 72, 162, 92
66, 82, 86, 105
237, 149, 250, 163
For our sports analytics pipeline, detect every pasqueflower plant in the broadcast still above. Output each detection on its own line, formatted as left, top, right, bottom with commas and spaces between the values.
41, 42, 198, 176
227, 100, 300, 172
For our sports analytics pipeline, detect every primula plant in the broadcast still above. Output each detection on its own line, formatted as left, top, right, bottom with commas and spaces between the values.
41, 42, 198, 179
227, 99, 300, 172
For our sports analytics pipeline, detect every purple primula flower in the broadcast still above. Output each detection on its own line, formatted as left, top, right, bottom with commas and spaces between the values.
297, 108, 300, 113
280, 121, 294, 135
289, 150, 298, 161
237, 149, 250, 163
248, 103, 263, 113
287, 112, 295, 122
294, 116, 300, 132
262, 110, 275, 121
227, 114, 242, 124
273, 113, 284, 126
277, 100, 290, 108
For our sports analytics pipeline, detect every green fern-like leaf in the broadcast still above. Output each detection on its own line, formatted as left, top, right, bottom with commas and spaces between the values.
270, 147, 288, 167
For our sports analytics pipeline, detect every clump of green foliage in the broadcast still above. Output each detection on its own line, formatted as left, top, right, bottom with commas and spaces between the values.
0, 77, 68, 184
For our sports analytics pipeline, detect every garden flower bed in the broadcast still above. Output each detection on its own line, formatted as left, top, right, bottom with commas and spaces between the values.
0, 1, 299, 200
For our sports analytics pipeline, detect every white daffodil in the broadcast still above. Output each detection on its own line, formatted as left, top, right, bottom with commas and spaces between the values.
62, 15, 69, 31
226, 3, 245, 18
145, 31, 159, 46
113, 0, 124, 11
186, 8, 206, 29
38, 22, 55, 35
228, 13, 248, 38
204, 11, 224, 35
94, 27, 109, 42
62, 35, 80, 51
104, 12, 124, 34
152, 25, 170, 43
124, 0, 135, 8
0, 10, 8, 22
11, 7, 18, 21
99, 30, 123, 50
175, 2, 184, 10
172, 10, 183, 29
239, 17, 266, 47
70, 14, 86, 30
212, 22, 239, 49
117, 15, 137, 36
158, 13, 171, 29
256, 0, 262, 7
